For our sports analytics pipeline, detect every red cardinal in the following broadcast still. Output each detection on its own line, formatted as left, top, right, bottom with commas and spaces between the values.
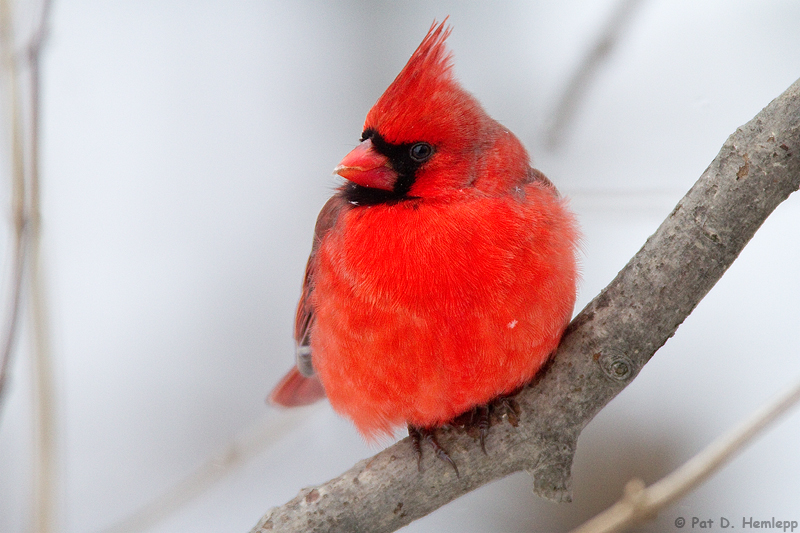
270, 22, 579, 445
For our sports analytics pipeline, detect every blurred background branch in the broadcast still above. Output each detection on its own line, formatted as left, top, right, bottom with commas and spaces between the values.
0, 0, 55, 531
569, 376, 800, 533
0, 0, 29, 420
543, 0, 645, 150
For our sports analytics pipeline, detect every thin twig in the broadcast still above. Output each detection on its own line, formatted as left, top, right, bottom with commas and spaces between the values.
98, 407, 322, 533
543, 0, 645, 150
0, 0, 57, 528
0, 0, 29, 422
569, 376, 800, 533
27, 1, 56, 529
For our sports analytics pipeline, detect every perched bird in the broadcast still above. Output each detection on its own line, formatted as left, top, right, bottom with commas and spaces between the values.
270, 21, 579, 453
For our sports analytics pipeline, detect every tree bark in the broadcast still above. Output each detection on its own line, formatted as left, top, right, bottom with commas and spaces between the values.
251, 77, 800, 533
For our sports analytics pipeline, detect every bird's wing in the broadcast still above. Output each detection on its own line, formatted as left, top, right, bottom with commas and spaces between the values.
270, 194, 348, 407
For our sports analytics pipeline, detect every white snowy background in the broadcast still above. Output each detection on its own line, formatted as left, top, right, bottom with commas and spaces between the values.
1, 1, 799, 532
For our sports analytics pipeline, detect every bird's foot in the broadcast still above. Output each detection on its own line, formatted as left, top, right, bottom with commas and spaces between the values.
407, 394, 521, 477
493, 395, 522, 427
408, 425, 459, 478
454, 394, 522, 454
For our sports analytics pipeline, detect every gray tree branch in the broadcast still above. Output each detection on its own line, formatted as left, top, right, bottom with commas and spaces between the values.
251, 77, 800, 533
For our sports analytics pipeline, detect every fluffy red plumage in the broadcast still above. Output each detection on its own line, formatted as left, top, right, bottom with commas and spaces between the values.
270, 22, 579, 440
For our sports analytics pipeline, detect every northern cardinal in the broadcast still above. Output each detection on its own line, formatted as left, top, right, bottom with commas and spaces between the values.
270, 22, 579, 452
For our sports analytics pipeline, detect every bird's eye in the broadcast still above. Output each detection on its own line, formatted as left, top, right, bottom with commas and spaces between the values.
409, 142, 433, 163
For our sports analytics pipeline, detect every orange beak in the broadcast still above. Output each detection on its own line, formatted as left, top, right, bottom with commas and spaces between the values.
334, 139, 397, 191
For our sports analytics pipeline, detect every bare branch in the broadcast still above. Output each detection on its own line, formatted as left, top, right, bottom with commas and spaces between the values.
27, 0, 56, 526
98, 407, 322, 533
543, 0, 645, 150
569, 376, 800, 533
0, 0, 29, 419
0, 0, 56, 529
0, 0, 53, 422
251, 78, 800, 533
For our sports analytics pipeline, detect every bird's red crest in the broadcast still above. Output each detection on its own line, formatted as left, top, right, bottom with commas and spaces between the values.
365, 20, 483, 147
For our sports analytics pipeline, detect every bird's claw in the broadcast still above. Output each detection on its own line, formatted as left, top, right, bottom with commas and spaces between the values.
469, 405, 490, 454
494, 396, 521, 427
458, 394, 522, 453
408, 425, 459, 478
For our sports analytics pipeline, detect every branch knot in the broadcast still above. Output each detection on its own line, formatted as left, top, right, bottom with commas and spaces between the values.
599, 352, 636, 382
